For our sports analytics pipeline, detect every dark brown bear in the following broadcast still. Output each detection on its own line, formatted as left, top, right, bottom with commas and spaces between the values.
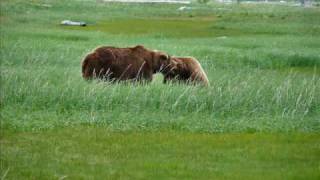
162, 57, 209, 86
82, 45, 170, 82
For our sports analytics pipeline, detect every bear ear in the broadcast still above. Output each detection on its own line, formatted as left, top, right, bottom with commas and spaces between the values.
134, 45, 145, 50
159, 54, 169, 61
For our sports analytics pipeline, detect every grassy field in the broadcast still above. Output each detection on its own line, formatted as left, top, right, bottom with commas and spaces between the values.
1, 0, 320, 179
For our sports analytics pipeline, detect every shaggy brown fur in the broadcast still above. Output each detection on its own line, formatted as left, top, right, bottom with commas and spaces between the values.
82, 45, 170, 82
162, 57, 209, 86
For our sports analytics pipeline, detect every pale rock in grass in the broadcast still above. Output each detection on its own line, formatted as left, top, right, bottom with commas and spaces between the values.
177, 6, 192, 11
60, 20, 86, 26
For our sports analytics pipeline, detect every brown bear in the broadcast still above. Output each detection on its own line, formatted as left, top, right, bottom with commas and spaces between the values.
162, 56, 209, 86
82, 45, 171, 82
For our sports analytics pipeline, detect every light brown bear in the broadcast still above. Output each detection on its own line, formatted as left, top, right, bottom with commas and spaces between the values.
162, 57, 209, 86
82, 45, 170, 82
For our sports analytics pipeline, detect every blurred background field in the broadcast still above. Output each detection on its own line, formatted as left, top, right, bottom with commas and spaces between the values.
0, 0, 319, 179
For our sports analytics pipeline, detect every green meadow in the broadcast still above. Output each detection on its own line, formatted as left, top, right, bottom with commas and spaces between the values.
1, 0, 320, 179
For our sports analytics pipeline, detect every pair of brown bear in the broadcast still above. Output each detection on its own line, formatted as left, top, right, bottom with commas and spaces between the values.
81, 45, 209, 86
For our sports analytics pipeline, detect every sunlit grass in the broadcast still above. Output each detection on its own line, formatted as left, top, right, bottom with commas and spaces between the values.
1, 128, 319, 179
